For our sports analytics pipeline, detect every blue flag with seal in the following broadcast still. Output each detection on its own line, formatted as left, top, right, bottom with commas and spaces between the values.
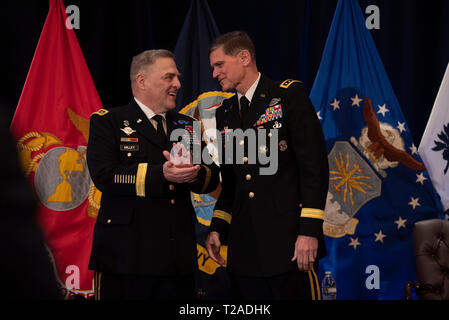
310, 0, 444, 300
174, 0, 232, 299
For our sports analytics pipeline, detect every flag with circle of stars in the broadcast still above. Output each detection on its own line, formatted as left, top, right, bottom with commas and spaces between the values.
310, 0, 444, 299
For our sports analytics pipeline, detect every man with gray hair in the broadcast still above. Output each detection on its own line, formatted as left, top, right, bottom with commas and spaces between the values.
87, 49, 219, 300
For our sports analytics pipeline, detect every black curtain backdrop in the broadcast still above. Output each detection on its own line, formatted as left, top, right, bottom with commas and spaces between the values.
2, 0, 449, 145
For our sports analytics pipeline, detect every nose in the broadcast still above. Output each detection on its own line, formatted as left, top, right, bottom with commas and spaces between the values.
174, 75, 181, 89
212, 67, 219, 79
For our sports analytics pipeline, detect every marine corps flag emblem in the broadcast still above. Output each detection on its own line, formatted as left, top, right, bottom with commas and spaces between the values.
10, 0, 102, 298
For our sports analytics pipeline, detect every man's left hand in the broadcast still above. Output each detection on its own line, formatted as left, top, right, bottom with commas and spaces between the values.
291, 235, 318, 272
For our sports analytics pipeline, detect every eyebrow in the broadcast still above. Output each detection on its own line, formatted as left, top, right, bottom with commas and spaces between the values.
164, 72, 181, 77
211, 61, 224, 67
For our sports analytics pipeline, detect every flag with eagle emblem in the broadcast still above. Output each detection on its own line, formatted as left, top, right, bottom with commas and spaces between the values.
310, 0, 444, 299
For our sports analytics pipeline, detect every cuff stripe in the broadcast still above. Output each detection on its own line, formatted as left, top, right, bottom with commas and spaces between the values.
136, 163, 148, 197
301, 208, 324, 220
213, 210, 232, 224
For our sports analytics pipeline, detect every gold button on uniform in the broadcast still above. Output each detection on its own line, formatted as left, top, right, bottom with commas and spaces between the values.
259, 145, 268, 154
170, 199, 175, 205
169, 184, 175, 191
127, 153, 132, 157
249, 192, 255, 198
107, 219, 112, 224
243, 157, 248, 163
245, 174, 252, 181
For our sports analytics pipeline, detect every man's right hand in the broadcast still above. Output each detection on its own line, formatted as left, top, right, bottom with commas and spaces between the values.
205, 231, 225, 265
162, 149, 200, 183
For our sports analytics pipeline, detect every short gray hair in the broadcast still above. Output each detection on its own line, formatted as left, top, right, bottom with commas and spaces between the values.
130, 49, 174, 84
209, 31, 256, 62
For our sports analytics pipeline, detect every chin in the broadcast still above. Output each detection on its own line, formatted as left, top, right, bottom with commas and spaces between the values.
220, 83, 233, 92
167, 103, 177, 110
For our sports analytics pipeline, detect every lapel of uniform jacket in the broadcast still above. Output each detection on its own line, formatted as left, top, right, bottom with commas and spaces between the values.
166, 110, 185, 145
222, 94, 240, 130
128, 100, 166, 149
242, 75, 272, 129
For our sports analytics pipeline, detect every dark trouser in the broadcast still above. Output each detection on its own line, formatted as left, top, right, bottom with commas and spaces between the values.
229, 268, 320, 300
94, 272, 195, 300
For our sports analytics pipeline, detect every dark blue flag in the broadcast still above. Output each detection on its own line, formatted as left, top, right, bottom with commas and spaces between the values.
175, 0, 223, 110
174, 0, 232, 300
310, 0, 444, 299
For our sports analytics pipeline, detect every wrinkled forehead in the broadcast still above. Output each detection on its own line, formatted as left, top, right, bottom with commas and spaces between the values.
210, 47, 236, 66
146, 57, 180, 75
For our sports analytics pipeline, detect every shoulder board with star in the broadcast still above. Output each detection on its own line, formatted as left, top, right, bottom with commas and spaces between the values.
91, 108, 109, 117
280, 79, 302, 89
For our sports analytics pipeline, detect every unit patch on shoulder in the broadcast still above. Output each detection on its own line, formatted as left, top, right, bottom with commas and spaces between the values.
280, 79, 301, 89
92, 109, 109, 116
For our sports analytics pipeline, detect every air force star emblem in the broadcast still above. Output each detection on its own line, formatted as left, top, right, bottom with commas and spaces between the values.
324, 141, 381, 238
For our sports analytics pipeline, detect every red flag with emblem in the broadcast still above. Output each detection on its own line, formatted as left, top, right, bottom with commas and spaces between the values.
10, 0, 102, 299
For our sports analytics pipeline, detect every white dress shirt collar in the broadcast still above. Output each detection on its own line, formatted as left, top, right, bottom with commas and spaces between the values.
237, 72, 261, 106
134, 97, 166, 120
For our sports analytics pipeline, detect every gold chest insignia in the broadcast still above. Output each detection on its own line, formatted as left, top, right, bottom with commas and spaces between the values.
120, 126, 136, 136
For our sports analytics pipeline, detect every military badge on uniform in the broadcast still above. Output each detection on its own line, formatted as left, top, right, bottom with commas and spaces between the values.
254, 104, 283, 126
273, 121, 282, 129
120, 120, 136, 136
269, 98, 281, 107
120, 144, 139, 152
279, 140, 288, 151
92, 108, 109, 116
280, 79, 301, 88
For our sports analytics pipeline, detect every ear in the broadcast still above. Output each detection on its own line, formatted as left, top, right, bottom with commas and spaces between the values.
135, 73, 146, 90
238, 50, 251, 66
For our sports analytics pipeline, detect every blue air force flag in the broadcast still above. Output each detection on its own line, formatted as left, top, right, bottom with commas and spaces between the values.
174, 0, 231, 299
419, 63, 449, 213
310, 0, 444, 299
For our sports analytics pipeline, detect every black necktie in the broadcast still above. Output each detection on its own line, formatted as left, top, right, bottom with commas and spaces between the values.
240, 96, 250, 124
152, 114, 168, 147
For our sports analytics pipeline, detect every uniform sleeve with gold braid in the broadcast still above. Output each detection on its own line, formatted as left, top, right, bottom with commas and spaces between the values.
87, 113, 166, 198
209, 164, 235, 244
280, 80, 329, 242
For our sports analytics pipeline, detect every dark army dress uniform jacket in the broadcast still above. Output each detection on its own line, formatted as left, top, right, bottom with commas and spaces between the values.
210, 76, 329, 277
87, 100, 219, 276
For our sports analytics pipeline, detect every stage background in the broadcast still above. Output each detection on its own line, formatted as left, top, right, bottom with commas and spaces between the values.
1, 0, 449, 146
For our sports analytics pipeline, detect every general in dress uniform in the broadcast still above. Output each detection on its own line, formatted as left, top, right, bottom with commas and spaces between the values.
206, 31, 329, 300
87, 49, 219, 300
